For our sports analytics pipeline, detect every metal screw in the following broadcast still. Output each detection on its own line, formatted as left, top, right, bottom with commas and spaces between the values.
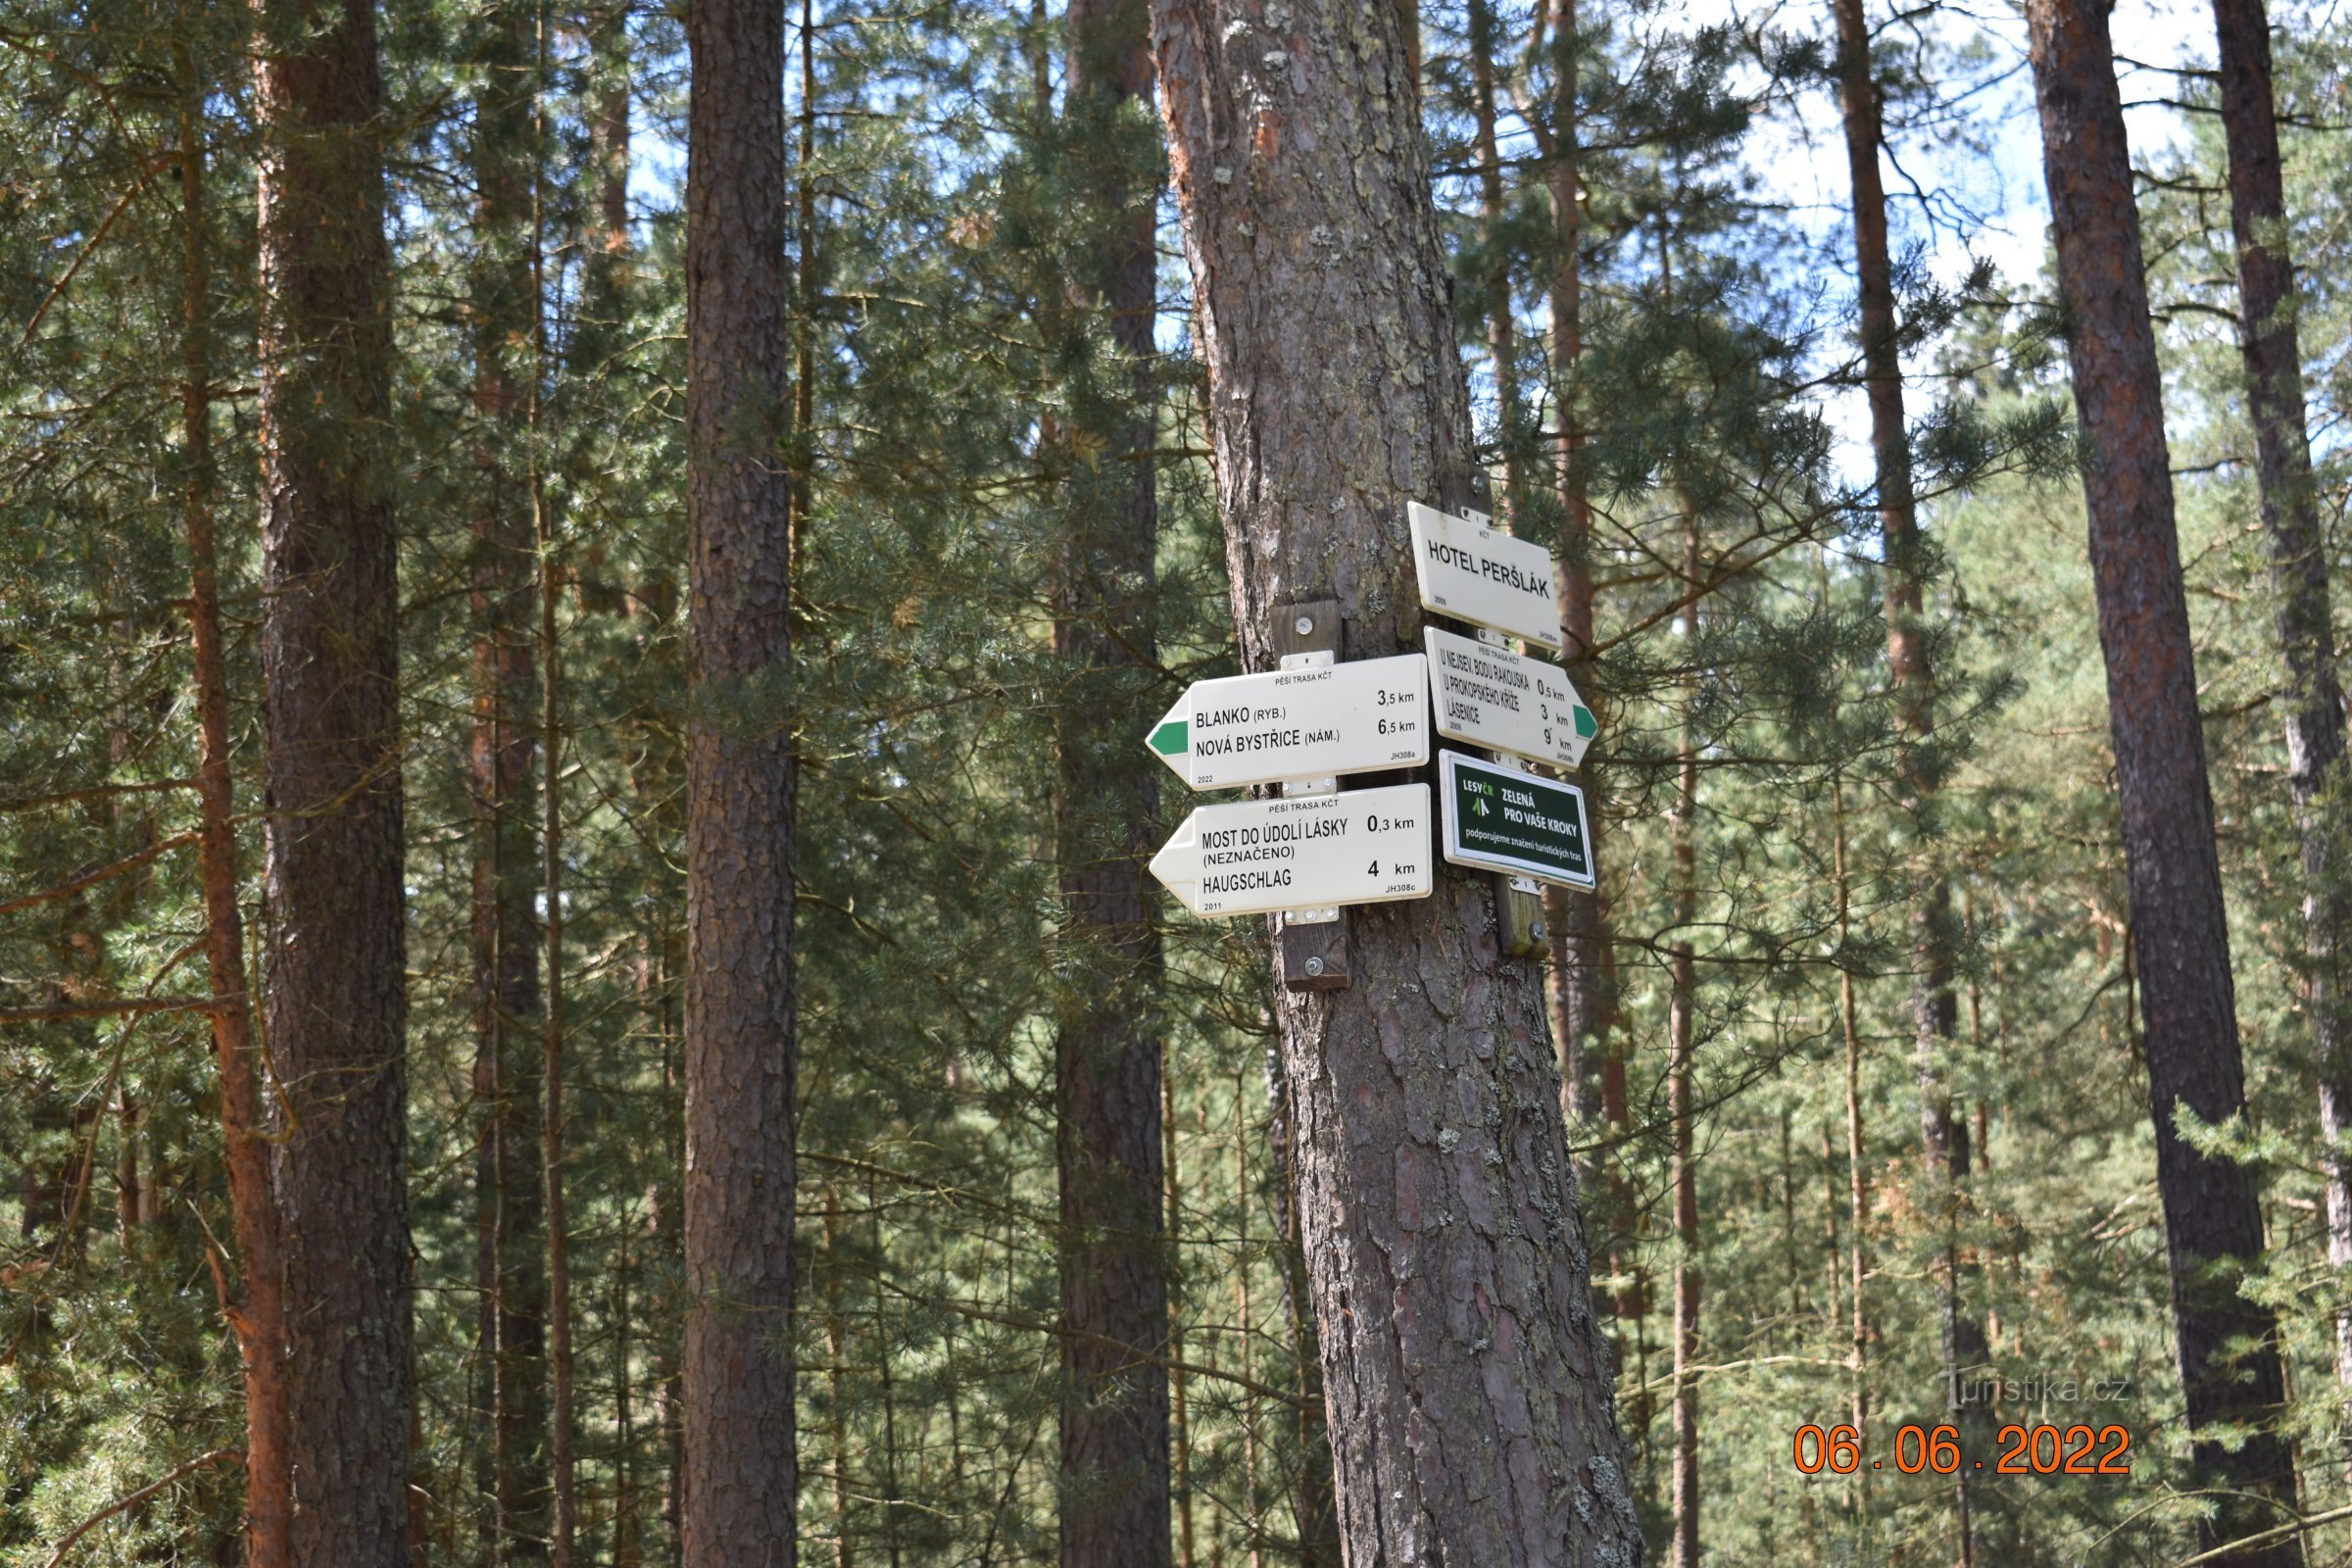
1531, 921, 1547, 941
1294, 613, 1315, 636
1303, 956, 1325, 977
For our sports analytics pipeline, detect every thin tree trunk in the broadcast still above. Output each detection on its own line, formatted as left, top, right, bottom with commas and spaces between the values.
1164, 1073, 1198, 1568
1833, 774, 1871, 1545
469, 1, 549, 1549
1468, 0, 1518, 511
1054, 0, 1174, 1557
1667, 503, 1700, 1568
794, 0, 816, 532
821, 1192, 856, 1568
870, 1181, 905, 1568
1152, 0, 1644, 1556
1235, 1068, 1261, 1568
615, 1221, 641, 1568
681, 0, 799, 1556
1829, 2, 1984, 1553
178, 39, 289, 1565
2023, 2, 2303, 1559
254, 0, 413, 1556
1262, 1045, 1339, 1567
2209, 0, 2352, 1485
536, 65, 579, 1545
1540, 0, 1609, 1134
595, 0, 630, 259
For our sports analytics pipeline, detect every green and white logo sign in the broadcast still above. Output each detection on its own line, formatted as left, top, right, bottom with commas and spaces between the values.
1438, 750, 1594, 889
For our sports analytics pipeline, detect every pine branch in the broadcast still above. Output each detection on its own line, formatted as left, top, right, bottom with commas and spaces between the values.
40, 1448, 243, 1568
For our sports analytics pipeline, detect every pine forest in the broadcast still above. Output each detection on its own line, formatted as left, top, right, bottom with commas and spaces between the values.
4, 0, 2352, 1561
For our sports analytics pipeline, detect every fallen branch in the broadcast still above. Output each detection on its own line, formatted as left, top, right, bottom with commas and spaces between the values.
41, 1447, 242, 1568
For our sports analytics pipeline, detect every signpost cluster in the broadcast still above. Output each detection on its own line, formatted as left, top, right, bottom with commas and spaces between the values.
1146, 502, 1598, 988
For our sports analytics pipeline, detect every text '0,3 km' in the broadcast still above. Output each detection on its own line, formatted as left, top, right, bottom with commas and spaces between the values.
1149, 785, 1434, 917
1144, 653, 1430, 790
1408, 502, 1564, 650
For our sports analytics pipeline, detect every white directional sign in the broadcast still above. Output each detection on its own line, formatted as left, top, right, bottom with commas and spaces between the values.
1144, 654, 1430, 790
1408, 502, 1563, 651
1425, 627, 1596, 770
1149, 785, 1434, 917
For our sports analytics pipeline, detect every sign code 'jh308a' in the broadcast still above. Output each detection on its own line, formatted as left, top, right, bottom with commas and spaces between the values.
1148, 785, 1434, 917
1144, 653, 1429, 790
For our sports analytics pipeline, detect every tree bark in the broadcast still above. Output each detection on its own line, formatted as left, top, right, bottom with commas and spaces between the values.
1151, 3, 1645, 1559
254, 0, 414, 1559
1054, 0, 1175, 1560
2022, 2, 2303, 1559
178, 39, 290, 1567
467, 3, 550, 1550
681, 0, 799, 1557
2209, 0, 2352, 1484
1828, 2, 1985, 1551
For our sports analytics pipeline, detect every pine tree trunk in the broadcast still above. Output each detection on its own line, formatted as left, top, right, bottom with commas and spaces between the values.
1541, 0, 1610, 1133
468, 5, 550, 1549
2023, 2, 2303, 1559
179, 41, 290, 1565
254, 0, 414, 1559
2209, 0, 2352, 1481
1666, 506, 1700, 1568
1467, 0, 1517, 510
1828, 4, 1985, 1552
539, 316, 578, 1568
1152, 3, 1644, 1559
1163, 1074, 1198, 1568
1054, 0, 1175, 1559
1262, 1045, 1341, 1566
681, 0, 799, 1555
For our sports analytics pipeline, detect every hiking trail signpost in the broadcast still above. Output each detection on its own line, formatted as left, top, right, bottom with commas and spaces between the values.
1407, 502, 1564, 650
1143, 653, 1429, 789
1148, 786, 1434, 917
1142, 508, 1601, 990
1425, 626, 1594, 771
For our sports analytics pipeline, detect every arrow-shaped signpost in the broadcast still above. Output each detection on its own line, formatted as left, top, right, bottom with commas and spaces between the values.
1425, 626, 1595, 771
1143, 653, 1430, 789
1408, 503, 1599, 956
1149, 785, 1434, 917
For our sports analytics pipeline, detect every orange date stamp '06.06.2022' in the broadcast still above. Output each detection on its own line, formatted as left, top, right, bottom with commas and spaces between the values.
1789, 1422, 2137, 1478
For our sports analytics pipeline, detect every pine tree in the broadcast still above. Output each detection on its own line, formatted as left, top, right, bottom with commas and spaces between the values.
2208, 0, 2352, 1478
252, 0, 416, 1557
1053, 0, 1177, 1556
681, 0, 800, 1557
465, 1, 552, 1551
1153, 0, 1645, 1555
2023, 0, 2303, 1557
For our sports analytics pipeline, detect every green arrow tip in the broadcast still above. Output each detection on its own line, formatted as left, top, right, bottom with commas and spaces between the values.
1148, 718, 1189, 757
1572, 705, 1596, 739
